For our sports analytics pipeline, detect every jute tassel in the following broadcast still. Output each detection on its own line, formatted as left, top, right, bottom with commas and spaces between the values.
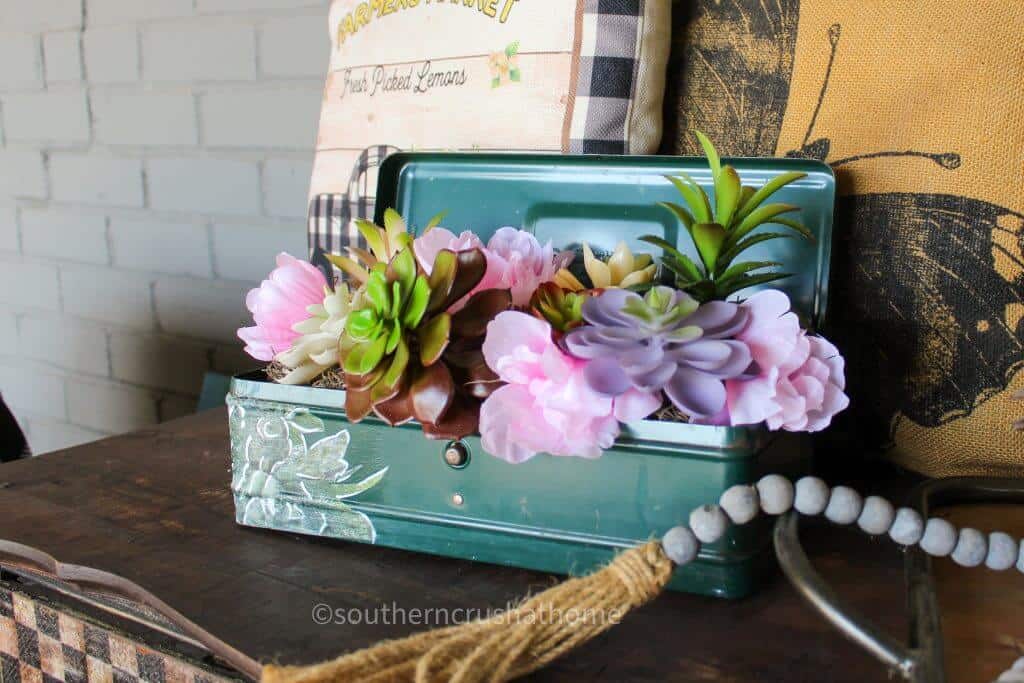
263, 541, 673, 683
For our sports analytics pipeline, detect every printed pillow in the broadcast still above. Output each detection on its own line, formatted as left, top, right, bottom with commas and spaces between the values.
662, 0, 1024, 476
307, 0, 671, 262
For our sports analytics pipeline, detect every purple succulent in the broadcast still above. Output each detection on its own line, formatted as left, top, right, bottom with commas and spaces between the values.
564, 286, 754, 420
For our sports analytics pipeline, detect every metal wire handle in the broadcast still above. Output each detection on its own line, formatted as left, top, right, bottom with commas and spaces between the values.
773, 512, 941, 683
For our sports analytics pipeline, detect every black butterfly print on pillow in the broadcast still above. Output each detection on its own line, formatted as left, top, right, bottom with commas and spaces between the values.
669, 4, 1023, 445
785, 24, 1024, 438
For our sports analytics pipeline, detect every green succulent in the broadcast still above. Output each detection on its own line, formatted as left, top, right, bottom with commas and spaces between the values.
343, 248, 434, 377
326, 208, 446, 285
529, 282, 587, 333
641, 131, 814, 302
341, 245, 510, 440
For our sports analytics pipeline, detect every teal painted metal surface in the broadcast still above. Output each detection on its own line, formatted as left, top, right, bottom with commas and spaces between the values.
229, 376, 808, 598
229, 153, 835, 598
375, 152, 835, 325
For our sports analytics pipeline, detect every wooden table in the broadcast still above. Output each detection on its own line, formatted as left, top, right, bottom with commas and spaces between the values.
0, 409, 983, 682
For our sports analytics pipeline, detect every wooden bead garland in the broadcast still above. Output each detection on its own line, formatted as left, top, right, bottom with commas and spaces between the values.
661, 475, 1024, 572
659, 474, 1024, 683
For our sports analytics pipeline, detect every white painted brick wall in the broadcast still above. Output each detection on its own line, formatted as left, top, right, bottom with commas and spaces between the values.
0, 34, 44, 90
21, 417, 105, 453
0, 361, 67, 421
43, 31, 82, 83
50, 154, 145, 206
92, 91, 198, 146
148, 157, 261, 215
0, 1, 82, 32
18, 314, 110, 376
110, 333, 210, 394
0, 258, 61, 311
0, 310, 18, 357
263, 158, 314, 218
83, 26, 139, 83
110, 217, 211, 277
2, 89, 91, 144
143, 23, 256, 82
212, 221, 307, 281
0, 0, 329, 454
154, 277, 252, 342
0, 207, 17, 253
67, 377, 159, 433
260, 14, 330, 77
0, 150, 48, 199
198, 0, 325, 12
21, 208, 108, 264
201, 87, 322, 149
87, 0, 193, 26
60, 265, 156, 328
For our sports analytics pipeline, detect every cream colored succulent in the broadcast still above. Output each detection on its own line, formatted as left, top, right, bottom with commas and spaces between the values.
275, 283, 353, 385
554, 241, 657, 291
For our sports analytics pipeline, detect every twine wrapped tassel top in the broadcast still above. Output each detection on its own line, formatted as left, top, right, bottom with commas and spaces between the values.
262, 541, 673, 683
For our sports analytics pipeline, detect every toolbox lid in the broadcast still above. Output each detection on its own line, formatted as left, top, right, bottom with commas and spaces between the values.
375, 152, 835, 326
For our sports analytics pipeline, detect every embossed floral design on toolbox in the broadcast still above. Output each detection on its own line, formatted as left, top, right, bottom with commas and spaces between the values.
228, 397, 388, 542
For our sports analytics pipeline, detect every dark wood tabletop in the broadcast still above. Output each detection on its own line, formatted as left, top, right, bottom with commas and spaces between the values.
0, 409, 929, 681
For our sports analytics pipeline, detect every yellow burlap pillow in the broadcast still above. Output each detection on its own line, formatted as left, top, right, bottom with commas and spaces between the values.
663, 0, 1024, 476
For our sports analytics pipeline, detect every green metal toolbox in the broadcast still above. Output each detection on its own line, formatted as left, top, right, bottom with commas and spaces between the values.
228, 152, 835, 598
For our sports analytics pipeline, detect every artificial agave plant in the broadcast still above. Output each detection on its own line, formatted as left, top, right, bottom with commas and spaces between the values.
643, 131, 813, 302
326, 208, 446, 285
341, 245, 510, 440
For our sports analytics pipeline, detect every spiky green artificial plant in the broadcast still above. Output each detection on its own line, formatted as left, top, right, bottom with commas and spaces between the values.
642, 132, 813, 302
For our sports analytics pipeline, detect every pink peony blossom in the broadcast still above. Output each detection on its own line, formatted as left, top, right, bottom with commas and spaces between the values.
486, 228, 562, 307
725, 290, 849, 432
413, 228, 487, 272
238, 253, 327, 361
412, 228, 504, 311
480, 311, 661, 463
414, 226, 564, 309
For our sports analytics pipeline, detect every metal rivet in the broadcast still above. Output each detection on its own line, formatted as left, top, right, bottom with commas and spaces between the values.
443, 441, 469, 469
451, 493, 465, 506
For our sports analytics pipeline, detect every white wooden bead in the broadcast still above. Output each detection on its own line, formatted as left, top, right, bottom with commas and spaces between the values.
662, 526, 700, 566
986, 532, 1018, 571
889, 508, 924, 546
689, 504, 730, 544
920, 518, 957, 557
824, 486, 862, 525
997, 671, 1024, 682
1013, 656, 1024, 671
720, 485, 760, 525
857, 496, 895, 535
794, 477, 829, 515
951, 528, 986, 567
756, 474, 794, 515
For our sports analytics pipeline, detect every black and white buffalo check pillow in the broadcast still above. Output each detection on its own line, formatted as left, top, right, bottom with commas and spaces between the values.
569, 0, 670, 154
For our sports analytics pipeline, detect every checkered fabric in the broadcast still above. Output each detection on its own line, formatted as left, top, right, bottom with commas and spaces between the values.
307, 144, 400, 274
568, 0, 647, 154
0, 587, 234, 683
